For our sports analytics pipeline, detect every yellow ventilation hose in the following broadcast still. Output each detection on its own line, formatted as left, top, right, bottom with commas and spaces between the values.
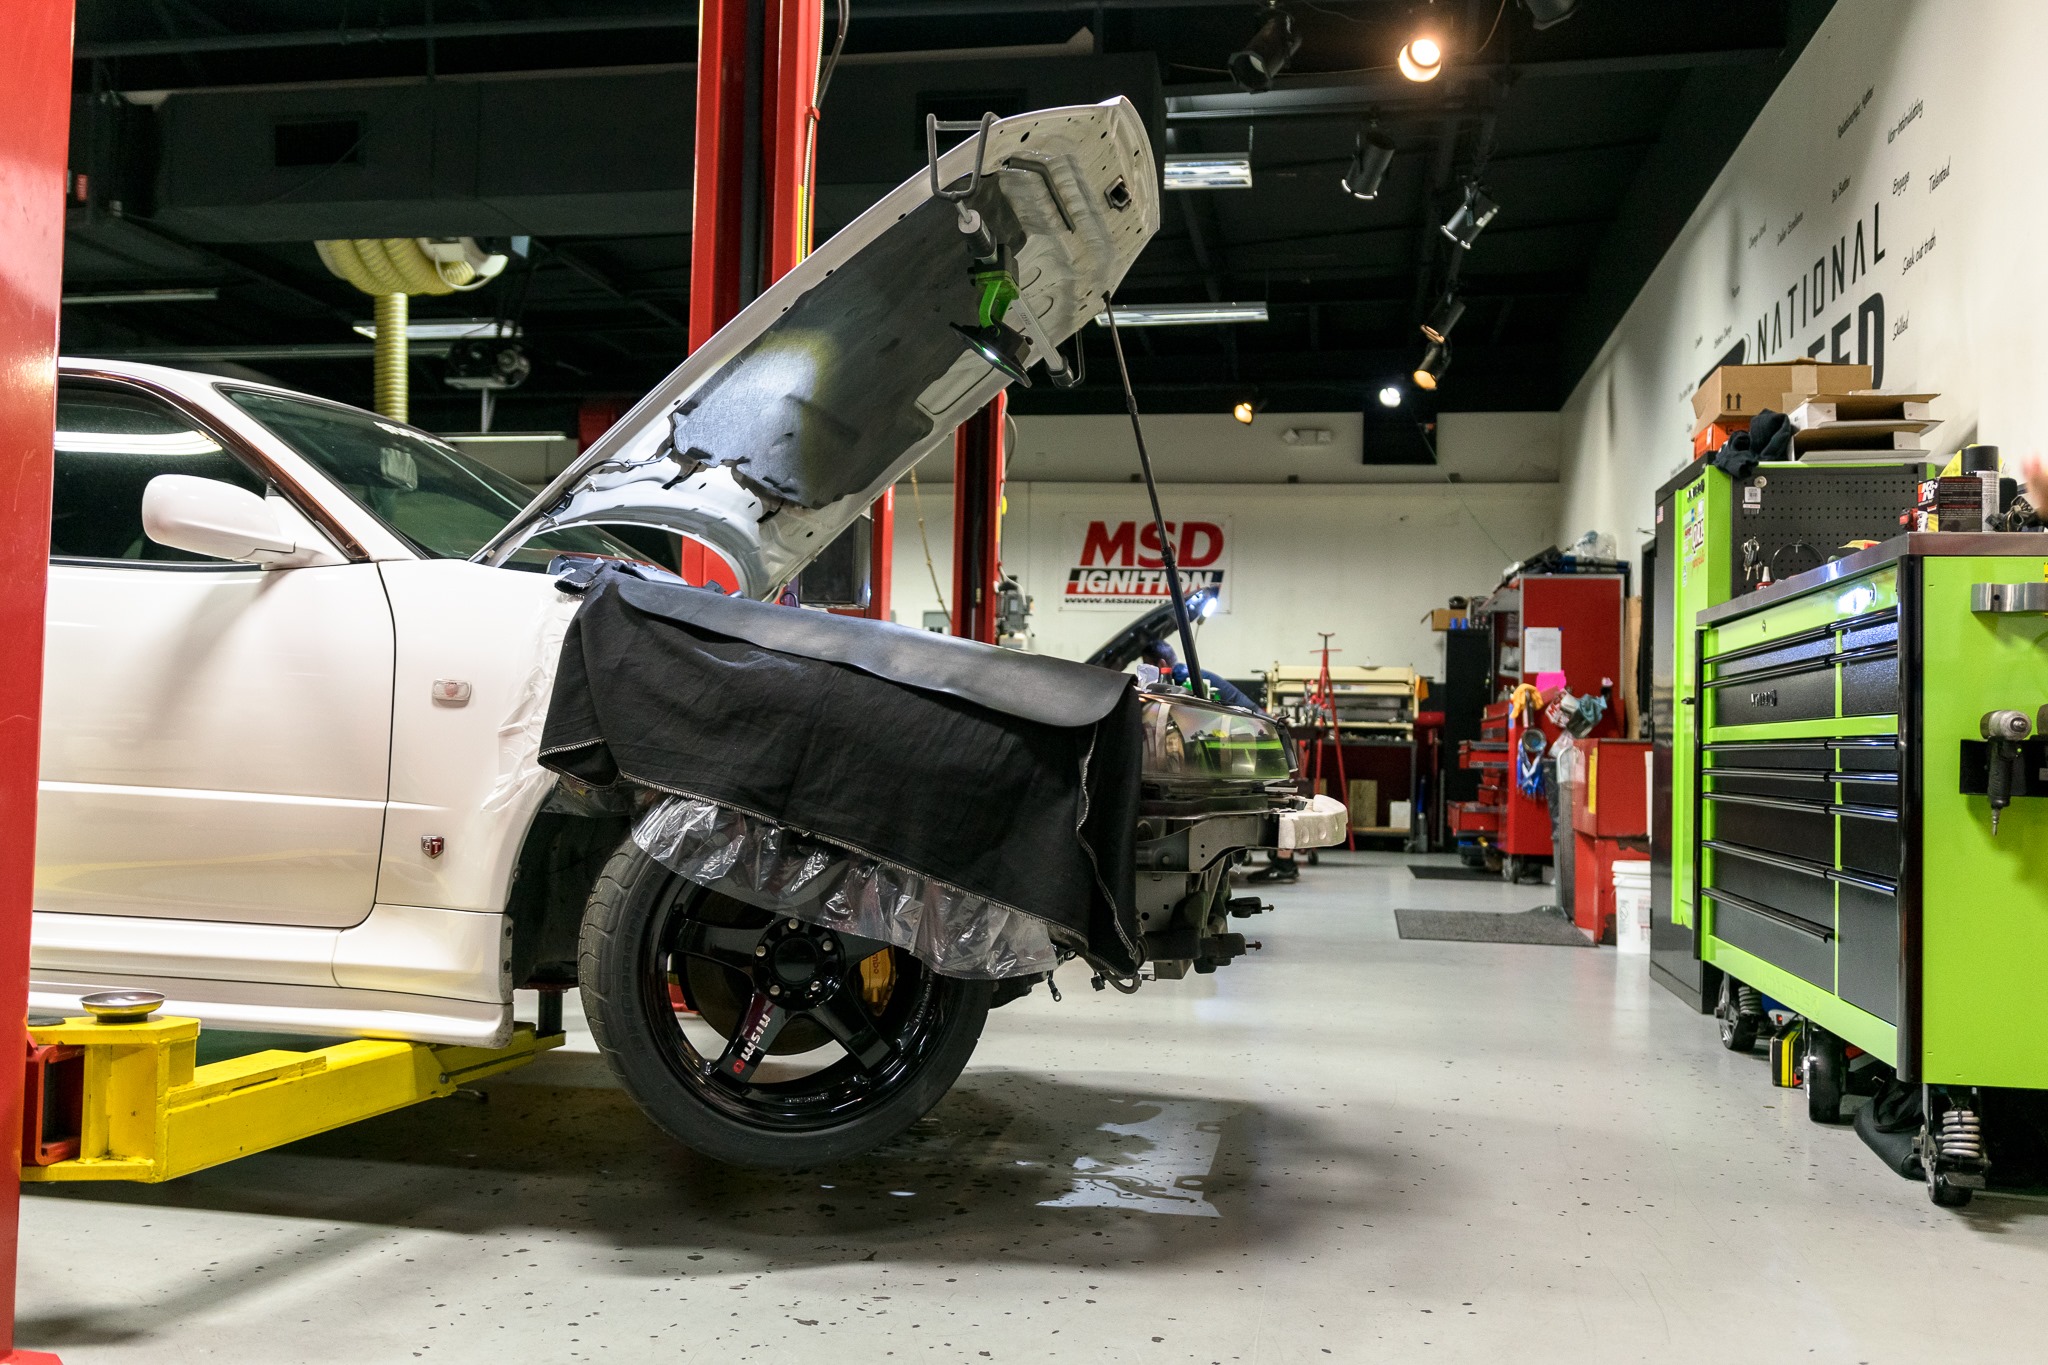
314, 237, 504, 420
373, 292, 410, 422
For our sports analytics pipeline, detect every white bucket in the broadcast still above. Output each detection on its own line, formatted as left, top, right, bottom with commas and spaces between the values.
1612, 860, 1652, 955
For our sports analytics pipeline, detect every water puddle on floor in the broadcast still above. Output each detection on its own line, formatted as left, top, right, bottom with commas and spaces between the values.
1036, 1098, 1232, 1217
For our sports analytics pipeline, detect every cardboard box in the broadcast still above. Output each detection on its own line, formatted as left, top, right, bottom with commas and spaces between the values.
1347, 779, 1380, 831
1427, 608, 1469, 631
1692, 360, 1872, 433
1789, 394, 1937, 427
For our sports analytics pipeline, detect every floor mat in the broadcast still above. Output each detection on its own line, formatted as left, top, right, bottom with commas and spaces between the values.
1394, 906, 1591, 947
1407, 864, 1498, 881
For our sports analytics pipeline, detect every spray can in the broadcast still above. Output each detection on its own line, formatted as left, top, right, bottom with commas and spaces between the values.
1962, 444, 2001, 532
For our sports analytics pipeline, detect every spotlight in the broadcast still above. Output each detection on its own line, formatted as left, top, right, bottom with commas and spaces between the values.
1228, 3, 1302, 94
1232, 399, 1256, 425
1413, 341, 1451, 391
1440, 183, 1499, 250
1378, 384, 1403, 408
1519, 0, 1581, 29
952, 322, 1034, 387
1421, 292, 1465, 344
1200, 595, 1220, 619
1340, 128, 1397, 201
1397, 33, 1443, 82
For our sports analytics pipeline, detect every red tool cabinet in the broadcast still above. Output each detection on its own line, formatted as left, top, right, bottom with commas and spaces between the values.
1447, 569, 1626, 875
1569, 739, 1650, 942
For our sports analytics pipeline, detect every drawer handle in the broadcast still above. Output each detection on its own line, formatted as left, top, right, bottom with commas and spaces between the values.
1705, 888, 1834, 941
1703, 838, 1831, 878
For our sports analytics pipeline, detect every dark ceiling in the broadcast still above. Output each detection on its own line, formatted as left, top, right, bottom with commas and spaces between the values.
60, 0, 1834, 451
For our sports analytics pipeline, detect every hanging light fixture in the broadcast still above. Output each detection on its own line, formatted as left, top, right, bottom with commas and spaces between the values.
1378, 384, 1403, 408
1421, 291, 1466, 344
1229, 3, 1303, 93
1232, 399, 1257, 424
1413, 341, 1451, 391
1519, 0, 1581, 29
1340, 126, 1397, 201
1440, 183, 1499, 249
1397, 33, 1443, 82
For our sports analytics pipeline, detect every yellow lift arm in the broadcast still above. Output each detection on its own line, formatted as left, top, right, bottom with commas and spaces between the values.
21, 1001, 560, 1184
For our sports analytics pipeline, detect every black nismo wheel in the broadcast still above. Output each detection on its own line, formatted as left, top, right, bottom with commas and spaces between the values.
579, 841, 993, 1168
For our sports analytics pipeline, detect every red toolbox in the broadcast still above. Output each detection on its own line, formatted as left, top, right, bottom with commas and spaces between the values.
1568, 739, 1650, 942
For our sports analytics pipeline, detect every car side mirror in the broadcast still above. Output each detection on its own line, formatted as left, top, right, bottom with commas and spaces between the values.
142, 474, 299, 564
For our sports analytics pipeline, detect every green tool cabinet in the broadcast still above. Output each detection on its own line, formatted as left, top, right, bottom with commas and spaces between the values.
1693, 535, 2048, 1095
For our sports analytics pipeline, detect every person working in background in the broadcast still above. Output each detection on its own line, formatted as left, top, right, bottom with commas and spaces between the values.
1139, 641, 1304, 886
1140, 639, 1259, 712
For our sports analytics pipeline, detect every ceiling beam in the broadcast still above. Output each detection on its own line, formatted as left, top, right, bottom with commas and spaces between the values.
75, 0, 1381, 60
1165, 48, 1784, 122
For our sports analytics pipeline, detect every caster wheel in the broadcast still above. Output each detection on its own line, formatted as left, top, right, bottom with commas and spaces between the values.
1716, 976, 1758, 1053
1927, 1160, 1975, 1208
1502, 856, 1522, 884
1804, 1024, 1846, 1123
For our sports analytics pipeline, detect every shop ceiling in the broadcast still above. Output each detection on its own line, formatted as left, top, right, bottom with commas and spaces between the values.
61, 0, 1835, 448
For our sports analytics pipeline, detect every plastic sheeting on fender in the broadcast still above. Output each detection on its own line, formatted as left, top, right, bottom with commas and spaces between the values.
633, 795, 1058, 980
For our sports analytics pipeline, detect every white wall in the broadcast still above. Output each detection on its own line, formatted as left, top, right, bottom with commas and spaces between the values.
890, 479, 1558, 679
1556, 0, 2048, 544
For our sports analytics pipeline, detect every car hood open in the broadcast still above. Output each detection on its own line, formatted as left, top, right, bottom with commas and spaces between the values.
477, 98, 1159, 598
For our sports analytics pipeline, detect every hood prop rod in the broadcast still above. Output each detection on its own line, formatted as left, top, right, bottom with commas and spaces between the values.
1101, 300, 1204, 700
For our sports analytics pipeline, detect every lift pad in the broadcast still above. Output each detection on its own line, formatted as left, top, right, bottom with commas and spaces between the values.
20, 1014, 561, 1183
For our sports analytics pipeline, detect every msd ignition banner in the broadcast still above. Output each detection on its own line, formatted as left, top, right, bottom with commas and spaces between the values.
1061, 517, 1229, 611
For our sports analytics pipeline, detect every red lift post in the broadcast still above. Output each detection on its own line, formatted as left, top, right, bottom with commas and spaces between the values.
1, 2, 75, 1360
951, 394, 1007, 642
691, 0, 892, 617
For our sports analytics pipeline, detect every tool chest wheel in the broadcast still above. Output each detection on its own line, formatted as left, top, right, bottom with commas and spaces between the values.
1804, 1024, 1846, 1124
1716, 976, 1758, 1053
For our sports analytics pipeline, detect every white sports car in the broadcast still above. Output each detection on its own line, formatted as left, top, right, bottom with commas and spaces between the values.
35, 100, 1337, 1165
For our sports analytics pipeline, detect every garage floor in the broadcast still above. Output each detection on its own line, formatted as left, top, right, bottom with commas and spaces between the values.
20, 852, 2048, 1362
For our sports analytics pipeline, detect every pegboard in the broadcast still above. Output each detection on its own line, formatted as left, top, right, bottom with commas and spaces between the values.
1727, 464, 1921, 596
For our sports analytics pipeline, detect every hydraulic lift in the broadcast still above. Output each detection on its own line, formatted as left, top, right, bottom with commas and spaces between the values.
3, 0, 847, 1203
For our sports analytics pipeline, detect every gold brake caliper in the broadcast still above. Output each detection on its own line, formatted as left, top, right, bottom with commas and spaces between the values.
859, 949, 897, 1014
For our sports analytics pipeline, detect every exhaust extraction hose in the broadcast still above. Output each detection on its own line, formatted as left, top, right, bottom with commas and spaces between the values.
314, 237, 505, 422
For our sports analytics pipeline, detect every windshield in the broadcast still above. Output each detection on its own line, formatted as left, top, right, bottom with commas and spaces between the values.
224, 388, 642, 571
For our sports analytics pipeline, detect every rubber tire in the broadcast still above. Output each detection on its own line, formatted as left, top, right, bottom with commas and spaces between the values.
1716, 976, 1758, 1053
578, 840, 994, 1168
1805, 1025, 1846, 1124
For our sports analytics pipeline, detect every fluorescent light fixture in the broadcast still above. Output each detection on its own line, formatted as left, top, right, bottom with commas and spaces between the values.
63, 287, 220, 306
55, 429, 221, 456
352, 319, 522, 341
1163, 154, 1253, 190
1094, 302, 1269, 328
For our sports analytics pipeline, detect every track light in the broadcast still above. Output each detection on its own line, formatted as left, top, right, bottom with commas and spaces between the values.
1233, 399, 1256, 425
1413, 341, 1451, 391
1519, 0, 1581, 29
1421, 292, 1465, 344
1229, 3, 1302, 94
1378, 384, 1403, 408
1341, 128, 1397, 201
952, 322, 1034, 387
1397, 33, 1443, 82
1441, 183, 1499, 249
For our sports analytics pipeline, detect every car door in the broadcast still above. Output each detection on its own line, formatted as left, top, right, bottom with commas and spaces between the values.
37, 377, 396, 929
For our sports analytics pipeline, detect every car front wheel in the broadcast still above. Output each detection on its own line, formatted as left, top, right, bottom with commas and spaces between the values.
578, 840, 993, 1167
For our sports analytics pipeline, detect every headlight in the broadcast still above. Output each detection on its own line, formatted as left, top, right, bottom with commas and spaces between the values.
1140, 692, 1292, 783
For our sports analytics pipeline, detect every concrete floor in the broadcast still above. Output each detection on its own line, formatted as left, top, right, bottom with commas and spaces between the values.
20, 852, 2048, 1362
